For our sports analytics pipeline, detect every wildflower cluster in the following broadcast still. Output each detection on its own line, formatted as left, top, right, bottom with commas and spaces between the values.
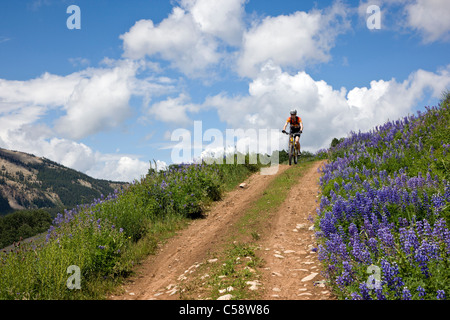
134, 162, 223, 219
45, 196, 127, 276
316, 97, 450, 300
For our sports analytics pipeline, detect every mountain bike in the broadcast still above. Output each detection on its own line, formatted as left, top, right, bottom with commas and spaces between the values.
283, 131, 301, 165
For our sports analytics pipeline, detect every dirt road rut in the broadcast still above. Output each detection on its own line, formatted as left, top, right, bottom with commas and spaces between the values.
257, 160, 333, 300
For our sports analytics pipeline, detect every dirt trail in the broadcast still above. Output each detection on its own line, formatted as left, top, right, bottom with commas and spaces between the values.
256, 160, 334, 300
110, 164, 291, 300
110, 160, 334, 300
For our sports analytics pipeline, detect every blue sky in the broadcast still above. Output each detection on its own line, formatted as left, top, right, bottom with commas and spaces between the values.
0, 0, 449, 182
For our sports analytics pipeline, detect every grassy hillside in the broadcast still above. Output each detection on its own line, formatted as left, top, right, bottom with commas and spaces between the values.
315, 93, 450, 300
0, 154, 273, 299
0, 148, 128, 250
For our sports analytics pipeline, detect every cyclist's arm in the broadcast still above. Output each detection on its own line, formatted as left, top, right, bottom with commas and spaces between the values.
300, 120, 303, 132
283, 122, 288, 131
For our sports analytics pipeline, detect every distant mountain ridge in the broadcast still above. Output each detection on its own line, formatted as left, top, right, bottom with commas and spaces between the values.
0, 147, 126, 215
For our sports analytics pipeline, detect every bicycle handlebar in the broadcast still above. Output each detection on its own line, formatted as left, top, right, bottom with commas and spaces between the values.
282, 130, 302, 135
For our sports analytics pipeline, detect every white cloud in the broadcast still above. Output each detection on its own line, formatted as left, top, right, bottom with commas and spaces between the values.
0, 123, 96, 173
0, 72, 80, 110
146, 93, 200, 126
86, 155, 153, 182
204, 62, 450, 152
347, 65, 450, 122
54, 61, 139, 140
404, 0, 450, 43
120, 8, 220, 77
120, 0, 247, 77
0, 71, 80, 143
1, 59, 174, 141
237, 2, 351, 78
179, 0, 246, 46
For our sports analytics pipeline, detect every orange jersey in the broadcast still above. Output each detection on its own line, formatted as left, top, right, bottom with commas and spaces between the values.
286, 116, 302, 127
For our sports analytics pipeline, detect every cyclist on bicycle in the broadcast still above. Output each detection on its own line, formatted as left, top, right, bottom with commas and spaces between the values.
282, 109, 303, 154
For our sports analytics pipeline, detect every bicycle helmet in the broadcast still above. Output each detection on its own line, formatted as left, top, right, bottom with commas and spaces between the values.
290, 109, 297, 115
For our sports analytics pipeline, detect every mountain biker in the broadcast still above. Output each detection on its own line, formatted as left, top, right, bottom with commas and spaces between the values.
282, 109, 303, 154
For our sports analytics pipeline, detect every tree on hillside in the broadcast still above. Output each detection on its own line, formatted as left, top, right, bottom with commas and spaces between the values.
331, 137, 344, 148
0, 193, 12, 215
0, 209, 52, 248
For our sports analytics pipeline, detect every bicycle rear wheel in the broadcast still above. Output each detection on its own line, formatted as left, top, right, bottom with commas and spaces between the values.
289, 145, 293, 165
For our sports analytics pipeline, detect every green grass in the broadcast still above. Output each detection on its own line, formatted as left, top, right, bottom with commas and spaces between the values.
206, 243, 263, 300
236, 160, 316, 240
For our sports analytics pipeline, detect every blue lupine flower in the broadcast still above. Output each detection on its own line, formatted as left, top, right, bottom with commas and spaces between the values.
432, 194, 445, 213
436, 290, 446, 300
402, 287, 412, 300
417, 286, 426, 299
375, 288, 386, 300
359, 283, 372, 300
350, 292, 362, 300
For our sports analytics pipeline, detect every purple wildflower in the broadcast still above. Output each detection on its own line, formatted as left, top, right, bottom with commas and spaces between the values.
437, 290, 446, 300
402, 287, 412, 300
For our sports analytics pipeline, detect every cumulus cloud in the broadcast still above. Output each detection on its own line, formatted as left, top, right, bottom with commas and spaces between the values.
86, 155, 156, 182
179, 0, 246, 46
237, 2, 351, 78
54, 61, 139, 140
1, 59, 173, 141
0, 72, 80, 110
403, 0, 450, 43
120, 0, 352, 79
120, 0, 246, 77
203, 62, 450, 152
120, 8, 220, 77
0, 72, 82, 141
146, 93, 201, 126
0, 123, 96, 173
